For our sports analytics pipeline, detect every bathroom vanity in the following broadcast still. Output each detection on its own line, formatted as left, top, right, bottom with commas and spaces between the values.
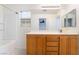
26, 8, 78, 55
26, 32, 78, 55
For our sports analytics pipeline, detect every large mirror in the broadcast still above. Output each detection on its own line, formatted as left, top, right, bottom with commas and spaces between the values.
63, 9, 76, 27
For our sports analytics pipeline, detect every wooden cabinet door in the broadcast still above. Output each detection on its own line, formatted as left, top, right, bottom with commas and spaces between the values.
36, 35, 46, 55
27, 35, 46, 55
60, 35, 77, 55
60, 35, 68, 55
69, 36, 77, 55
27, 35, 37, 55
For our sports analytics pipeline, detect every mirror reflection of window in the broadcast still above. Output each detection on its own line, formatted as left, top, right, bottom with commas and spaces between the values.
64, 18, 66, 27
64, 18, 73, 27
68, 18, 72, 27
64, 9, 76, 27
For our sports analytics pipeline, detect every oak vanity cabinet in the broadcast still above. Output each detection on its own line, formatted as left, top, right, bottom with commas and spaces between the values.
27, 34, 77, 55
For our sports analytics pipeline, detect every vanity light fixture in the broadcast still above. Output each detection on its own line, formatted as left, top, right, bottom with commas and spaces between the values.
40, 4, 61, 9
41, 6, 60, 8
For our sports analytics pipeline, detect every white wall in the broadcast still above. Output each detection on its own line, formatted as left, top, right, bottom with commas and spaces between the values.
31, 13, 61, 32
3, 6, 17, 42
0, 5, 26, 55
0, 5, 3, 43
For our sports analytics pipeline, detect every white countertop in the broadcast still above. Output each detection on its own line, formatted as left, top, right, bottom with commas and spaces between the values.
26, 31, 79, 35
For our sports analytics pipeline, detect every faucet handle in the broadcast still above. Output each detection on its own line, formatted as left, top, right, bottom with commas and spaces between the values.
60, 29, 62, 33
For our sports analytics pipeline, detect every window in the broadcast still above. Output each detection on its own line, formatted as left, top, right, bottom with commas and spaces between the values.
39, 18, 46, 30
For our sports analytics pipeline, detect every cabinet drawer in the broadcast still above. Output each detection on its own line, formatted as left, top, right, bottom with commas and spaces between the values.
46, 47, 58, 52
47, 42, 59, 47
47, 38, 59, 42
47, 35, 59, 42
46, 52, 58, 55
